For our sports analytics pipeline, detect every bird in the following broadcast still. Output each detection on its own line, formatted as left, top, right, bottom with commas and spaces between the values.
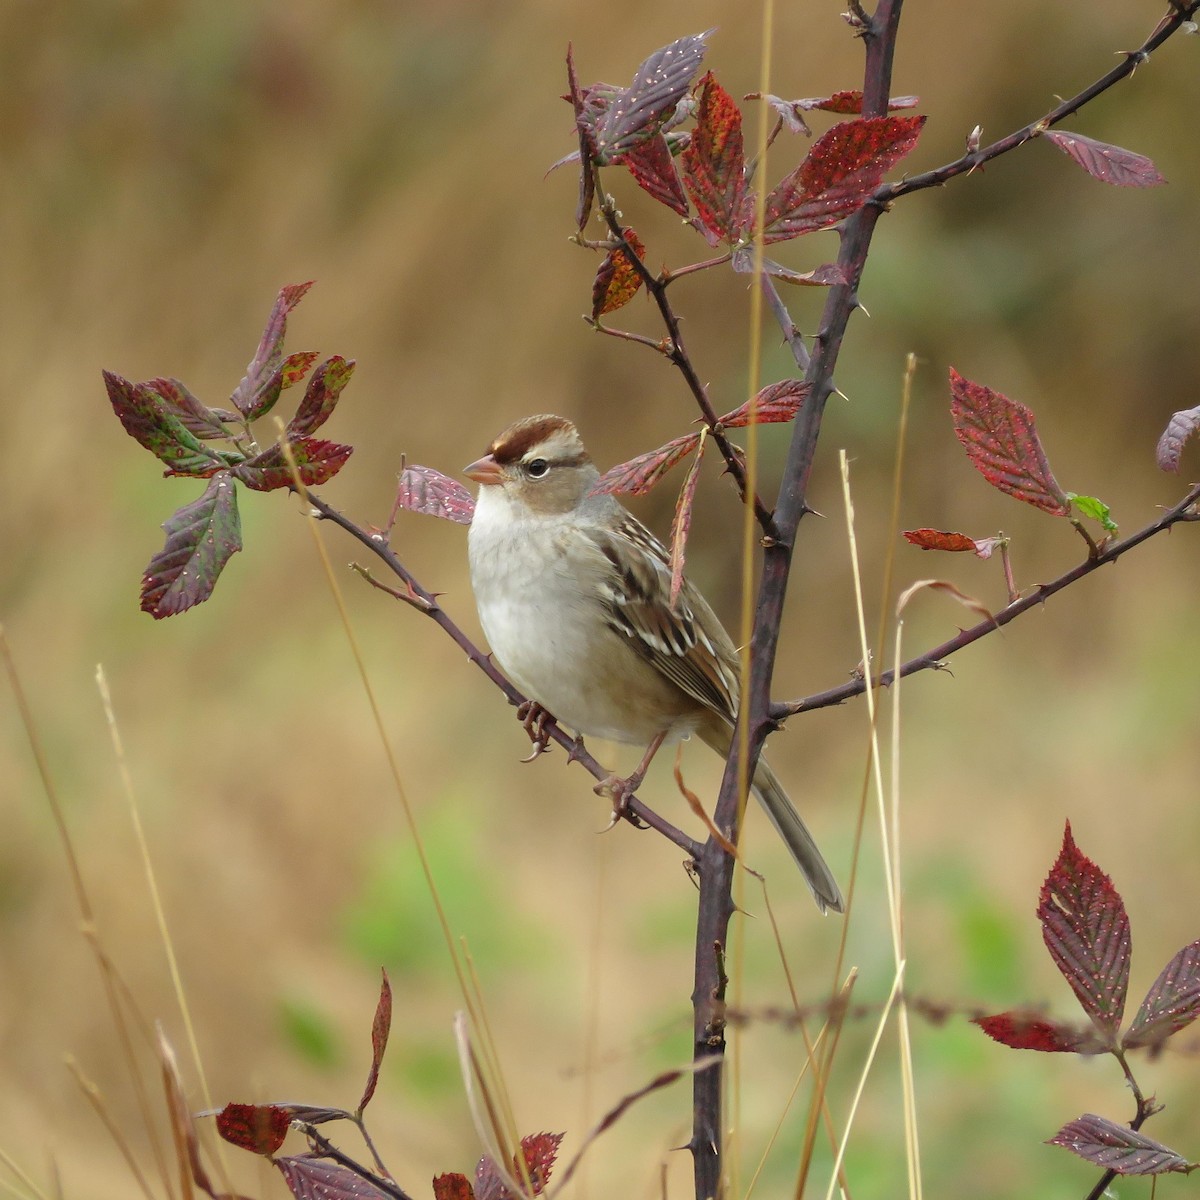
464, 414, 842, 913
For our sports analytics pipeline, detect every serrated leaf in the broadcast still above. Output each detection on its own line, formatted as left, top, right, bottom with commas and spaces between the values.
590, 432, 700, 496
729, 249, 847, 287
1045, 130, 1166, 188
286, 356, 356, 439
902, 528, 1005, 559
751, 90, 919, 133
1048, 1114, 1190, 1176
1039, 821, 1130, 1045
216, 1103, 290, 1156
1124, 939, 1200, 1050
668, 436, 705, 608
950, 368, 1071, 515
432, 1174, 475, 1200
230, 282, 314, 416
474, 1132, 564, 1200
594, 32, 710, 162
232, 439, 353, 492
140, 472, 242, 618
397, 464, 475, 524
275, 1156, 393, 1200
105, 371, 226, 475
761, 115, 925, 242
619, 133, 690, 216
592, 229, 647, 317
682, 72, 750, 246
147, 377, 230, 440
357, 969, 392, 1113
1156, 403, 1200, 472
973, 1011, 1107, 1053
1066, 493, 1118, 533
718, 379, 809, 428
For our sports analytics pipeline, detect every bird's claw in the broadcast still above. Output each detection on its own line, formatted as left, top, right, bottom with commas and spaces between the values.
516, 700, 553, 761
593, 773, 649, 830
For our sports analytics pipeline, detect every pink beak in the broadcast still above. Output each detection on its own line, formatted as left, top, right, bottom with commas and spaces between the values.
463, 453, 503, 485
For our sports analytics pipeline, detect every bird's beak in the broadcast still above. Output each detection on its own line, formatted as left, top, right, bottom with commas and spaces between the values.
463, 453, 503, 485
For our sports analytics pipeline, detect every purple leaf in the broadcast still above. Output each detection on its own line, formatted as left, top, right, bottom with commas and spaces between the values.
105, 371, 225, 476
1124, 939, 1200, 1050
285, 356, 356, 439
1038, 821, 1131, 1046
1048, 1114, 1190, 1176
1155, 403, 1200, 472
140, 473, 242, 618
147, 377, 230, 440
230, 282, 314, 417
718, 379, 809, 428
566, 46, 596, 230
1045, 130, 1166, 188
619, 132, 690, 217
474, 1132, 563, 1200
396, 464, 475, 524
275, 1157, 392, 1200
590, 432, 700, 496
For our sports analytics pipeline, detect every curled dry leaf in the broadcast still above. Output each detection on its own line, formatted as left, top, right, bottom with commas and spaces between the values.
903, 528, 1002, 559
895, 578, 995, 626
1155, 403, 1200, 472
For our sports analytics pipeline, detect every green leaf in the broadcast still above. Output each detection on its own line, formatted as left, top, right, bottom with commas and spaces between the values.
1067, 493, 1118, 533
105, 370, 225, 476
140, 472, 242, 618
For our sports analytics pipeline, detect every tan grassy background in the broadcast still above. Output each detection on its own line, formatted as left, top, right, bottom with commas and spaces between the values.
3, 2, 1199, 1197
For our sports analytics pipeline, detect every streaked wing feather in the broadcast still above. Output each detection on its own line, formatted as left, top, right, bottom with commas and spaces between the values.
595, 515, 740, 719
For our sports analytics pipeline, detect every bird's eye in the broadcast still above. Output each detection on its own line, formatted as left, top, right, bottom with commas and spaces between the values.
525, 458, 550, 479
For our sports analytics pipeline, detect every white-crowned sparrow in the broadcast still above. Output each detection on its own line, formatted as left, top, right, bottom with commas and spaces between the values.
465, 414, 843, 913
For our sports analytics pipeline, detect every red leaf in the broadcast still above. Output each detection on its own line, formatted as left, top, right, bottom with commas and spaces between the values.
668, 437, 706, 607
397, 464, 475, 524
682, 73, 750, 246
1039, 821, 1131, 1046
475, 1132, 563, 1200
752, 90, 919, 133
619, 133, 690, 216
1045, 130, 1166, 188
233, 439, 353, 492
147, 377, 230, 441
973, 1011, 1106, 1054
275, 1157, 392, 1200
432, 1174, 475, 1200
761, 115, 925, 242
1123, 939, 1200, 1050
141, 473, 242, 618
356, 969, 392, 1113
1155, 403, 1200, 472
718, 379, 809, 428
903, 528, 1003, 559
230, 283, 314, 416
590, 432, 700, 496
216, 1102, 290, 1156
593, 32, 710, 162
1048, 1114, 1190, 1176
105, 371, 226, 475
592, 229, 647, 317
949, 368, 1070, 515
286, 356, 356, 439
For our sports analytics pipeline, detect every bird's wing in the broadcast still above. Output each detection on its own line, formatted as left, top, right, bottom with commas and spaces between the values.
592, 513, 741, 720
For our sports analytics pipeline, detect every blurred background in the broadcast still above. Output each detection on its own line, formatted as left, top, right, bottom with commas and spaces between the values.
3, 1, 1199, 1197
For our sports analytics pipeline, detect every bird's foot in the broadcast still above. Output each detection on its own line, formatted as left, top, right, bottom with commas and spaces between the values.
516, 700, 554, 762
594, 770, 650, 830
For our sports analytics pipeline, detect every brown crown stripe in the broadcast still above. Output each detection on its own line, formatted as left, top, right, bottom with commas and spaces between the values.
488, 414, 587, 465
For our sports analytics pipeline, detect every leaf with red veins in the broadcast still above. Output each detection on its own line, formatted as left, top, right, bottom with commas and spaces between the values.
1045, 130, 1166, 188
973, 1011, 1107, 1054
105, 371, 227, 475
761, 114, 925, 242
1155, 403, 1200, 472
141, 472, 242, 618
729, 249, 847, 286
357, 968, 392, 1113
682, 72, 750, 246
232, 439, 353, 492
950, 368, 1071, 515
474, 1132, 564, 1200
432, 1174, 475, 1200
668, 438, 705, 608
147, 377, 230, 440
216, 1102, 291, 1157
286, 356, 356, 439
1039, 821, 1131, 1046
902, 528, 1004, 559
276, 1156, 393, 1200
396, 464, 475, 524
1048, 1115, 1190, 1176
592, 229, 647, 317
590, 432, 701, 497
593, 32, 710, 163
619, 133, 690, 216
1123, 939, 1200, 1050
230, 282, 314, 417
718, 379, 809, 427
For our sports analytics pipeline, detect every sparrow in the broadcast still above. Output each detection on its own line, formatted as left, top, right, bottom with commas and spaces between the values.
465, 414, 842, 913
